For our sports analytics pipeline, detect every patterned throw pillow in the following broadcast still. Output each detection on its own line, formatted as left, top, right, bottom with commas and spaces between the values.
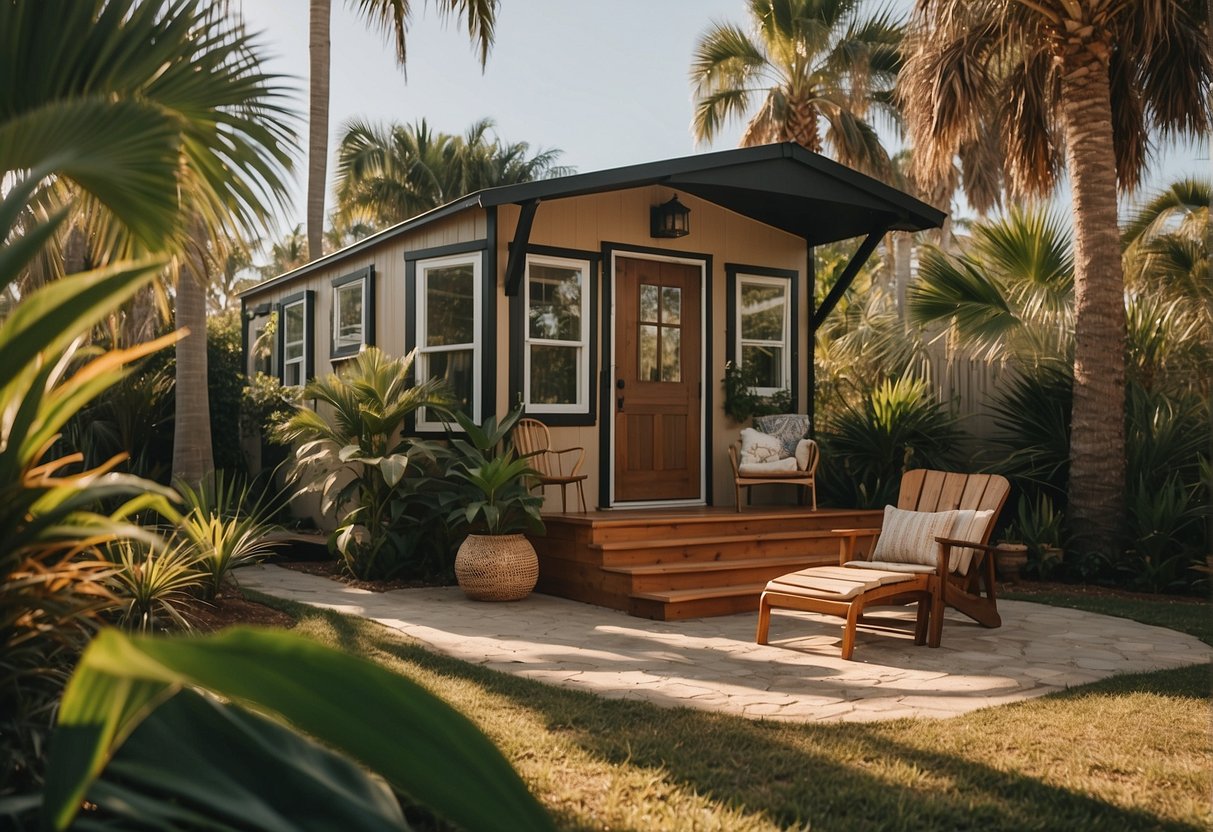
739, 427, 785, 464
947, 509, 995, 575
754, 414, 811, 459
870, 506, 959, 568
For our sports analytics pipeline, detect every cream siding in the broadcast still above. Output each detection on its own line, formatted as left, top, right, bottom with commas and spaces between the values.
243, 187, 808, 511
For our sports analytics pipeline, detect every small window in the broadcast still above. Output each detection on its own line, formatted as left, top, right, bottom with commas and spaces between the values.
331, 267, 373, 359
524, 256, 589, 413
737, 275, 790, 395
416, 254, 480, 430
280, 293, 312, 387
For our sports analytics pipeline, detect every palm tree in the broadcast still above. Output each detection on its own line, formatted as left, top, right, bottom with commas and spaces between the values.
334, 118, 571, 227
4, 1, 297, 486
260, 224, 311, 279
900, 0, 1211, 555
689, 0, 902, 178
307, 0, 499, 260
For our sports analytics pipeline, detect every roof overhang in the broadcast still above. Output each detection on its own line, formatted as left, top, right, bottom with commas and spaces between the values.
241, 143, 944, 299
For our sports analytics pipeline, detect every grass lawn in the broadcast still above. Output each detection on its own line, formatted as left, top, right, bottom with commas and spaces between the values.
247, 588, 1211, 832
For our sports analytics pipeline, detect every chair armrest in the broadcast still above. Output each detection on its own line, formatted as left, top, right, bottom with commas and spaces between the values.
833, 527, 882, 566
552, 446, 586, 477
728, 443, 740, 477
934, 536, 999, 553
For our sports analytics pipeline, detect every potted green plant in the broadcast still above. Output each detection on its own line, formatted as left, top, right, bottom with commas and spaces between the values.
447, 407, 545, 601
995, 523, 1029, 583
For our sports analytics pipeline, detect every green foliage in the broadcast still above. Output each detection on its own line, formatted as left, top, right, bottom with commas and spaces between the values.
104, 539, 203, 633
1015, 492, 1065, 579
207, 310, 247, 472
280, 348, 454, 580
988, 364, 1073, 506
721, 361, 794, 423
41, 627, 554, 831
174, 472, 282, 600
445, 408, 545, 536
242, 371, 300, 443
818, 377, 962, 508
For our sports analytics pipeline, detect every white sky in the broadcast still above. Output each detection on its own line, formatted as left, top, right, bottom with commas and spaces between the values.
238, 0, 1207, 238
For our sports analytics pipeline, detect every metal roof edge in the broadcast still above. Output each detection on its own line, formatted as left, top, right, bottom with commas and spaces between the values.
238, 194, 484, 298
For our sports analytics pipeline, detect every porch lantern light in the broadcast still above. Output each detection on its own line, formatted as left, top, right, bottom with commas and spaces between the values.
650, 195, 690, 238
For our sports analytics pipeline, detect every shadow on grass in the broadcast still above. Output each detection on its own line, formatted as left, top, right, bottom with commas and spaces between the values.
245, 590, 1210, 832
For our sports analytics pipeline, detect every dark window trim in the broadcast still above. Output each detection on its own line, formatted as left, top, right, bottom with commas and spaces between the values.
277, 289, 314, 387
598, 243, 714, 508
404, 242, 493, 437
724, 263, 800, 409
330, 265, 375, 359
509, 244, 600, 427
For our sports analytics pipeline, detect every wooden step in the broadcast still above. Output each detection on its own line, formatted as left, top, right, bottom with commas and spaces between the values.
602, 553, 833, 593
566, 509, 882, 544
590, 529, 846, 567
628, 583, 768, 621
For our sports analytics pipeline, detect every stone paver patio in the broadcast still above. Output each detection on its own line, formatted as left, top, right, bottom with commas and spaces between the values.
240, 564, 1212, 722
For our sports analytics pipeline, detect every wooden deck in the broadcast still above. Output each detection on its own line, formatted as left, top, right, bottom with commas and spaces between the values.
530, 506, 883, 620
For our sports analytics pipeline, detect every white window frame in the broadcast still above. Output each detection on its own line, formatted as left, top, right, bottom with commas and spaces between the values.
281, 297, 308, 388
331, 278, 369, 358
416, 253, 481, 431
523, 254, 590, 414
736, 274, 791, 397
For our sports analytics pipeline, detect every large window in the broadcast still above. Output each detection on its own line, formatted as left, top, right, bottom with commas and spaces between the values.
736, 274, 790, 395
524, 255, 589, 413
416, 254, 480, 430
279, 291, 313, 387
331, 267, 373, 359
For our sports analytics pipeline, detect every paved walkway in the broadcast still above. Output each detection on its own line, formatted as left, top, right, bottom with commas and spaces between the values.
240, 564, 1212, 722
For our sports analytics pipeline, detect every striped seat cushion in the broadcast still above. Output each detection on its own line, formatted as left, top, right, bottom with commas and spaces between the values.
764, 565, 918, 600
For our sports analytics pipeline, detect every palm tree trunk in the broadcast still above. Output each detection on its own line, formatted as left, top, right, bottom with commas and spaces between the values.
1058, 52, 1126, 558
307, 0, 332, 262
786, 96, 822, 153
172, 240, 215, 485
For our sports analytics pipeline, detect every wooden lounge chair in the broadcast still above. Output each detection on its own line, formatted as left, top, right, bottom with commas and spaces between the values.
728, 439, 819, 511
756, 470, 1010, 659
513, 418, 588, 512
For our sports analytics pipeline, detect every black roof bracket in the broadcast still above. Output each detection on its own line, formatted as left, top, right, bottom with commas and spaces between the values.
810, 228, 885, 331
503, 199, 539, 296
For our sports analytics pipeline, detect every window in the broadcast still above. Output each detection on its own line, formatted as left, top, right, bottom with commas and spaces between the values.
737, 275, 790, 395
331, 267, 373, 359
279, 291, 313, 387
524, 255, 589, 413
416, 254, 480, 430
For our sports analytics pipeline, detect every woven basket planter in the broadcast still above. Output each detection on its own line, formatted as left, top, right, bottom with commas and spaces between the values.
455, 533, 538, 601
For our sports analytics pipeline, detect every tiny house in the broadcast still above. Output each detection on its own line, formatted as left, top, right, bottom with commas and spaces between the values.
240, 143, 943, 511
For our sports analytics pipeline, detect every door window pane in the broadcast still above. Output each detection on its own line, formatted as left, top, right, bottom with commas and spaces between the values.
661, 327, 681, 382
640, 283, 659, 323
639, 324, 658, 381
661, 286, 681, 325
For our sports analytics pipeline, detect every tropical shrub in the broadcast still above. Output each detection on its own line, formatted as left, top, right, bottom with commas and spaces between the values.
104, 539, 204, 633
206, 310, 247, 472
38, 628, 554, 831
174, 473, 282, 599
445, 408, 544, 536
987, 364, 1073, 507
818, 377, 963, 508
279, 348, 454, 580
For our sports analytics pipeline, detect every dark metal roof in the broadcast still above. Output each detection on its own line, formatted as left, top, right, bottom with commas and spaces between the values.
474, 142, 945, 242
241, 142, 944, 297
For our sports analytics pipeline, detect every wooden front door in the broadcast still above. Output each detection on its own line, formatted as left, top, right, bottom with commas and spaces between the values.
614, 257, 702, 502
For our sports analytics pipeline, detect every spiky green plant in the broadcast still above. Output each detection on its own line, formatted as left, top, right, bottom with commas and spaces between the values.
104, 539, 203, 633
174, 473, 282, 600
818, 377, 962, 508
